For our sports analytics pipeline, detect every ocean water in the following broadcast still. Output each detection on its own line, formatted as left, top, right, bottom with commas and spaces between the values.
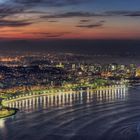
0, 86, 140, 140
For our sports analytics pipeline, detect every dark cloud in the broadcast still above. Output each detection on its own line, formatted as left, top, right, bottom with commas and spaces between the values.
76, 20, 105, 28
0, 19, 33, 27
41, 11, 140, 20
47, 20, 58, 22
104, 11, 140, 17
0, 4, 38, 28
80, 19, 90, 23
0, 4, 25, 18
13, 0, 92, 7
0, 0, 93, 19
76, 23, 102, 28
38, 32, 68, 38
122, 11, 140, 17
41, 12, 99, 19
0, 1, 140, 21
22, 31, 71, 38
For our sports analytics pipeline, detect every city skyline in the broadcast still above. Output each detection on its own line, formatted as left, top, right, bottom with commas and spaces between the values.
0, 0, 140, 40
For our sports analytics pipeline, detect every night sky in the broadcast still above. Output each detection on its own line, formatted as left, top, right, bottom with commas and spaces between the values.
0, 0, 140, 40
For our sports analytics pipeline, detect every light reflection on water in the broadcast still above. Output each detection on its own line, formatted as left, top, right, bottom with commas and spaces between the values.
0, 119, 5, 129
6, 86, 127, 111
2, 85, 140, 140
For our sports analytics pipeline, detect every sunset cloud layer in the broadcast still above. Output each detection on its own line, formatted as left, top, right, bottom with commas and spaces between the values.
0, 0, 140, 39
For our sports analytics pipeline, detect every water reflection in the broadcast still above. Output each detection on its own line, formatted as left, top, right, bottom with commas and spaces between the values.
0, 119, 5, 129
7, 86, 127, 111
1, 85, 135, 140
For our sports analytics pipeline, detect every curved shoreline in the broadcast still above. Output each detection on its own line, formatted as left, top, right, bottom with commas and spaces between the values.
0, 108, 18, 119
2, 90, 84, 106
2, 85, 126, 105
1, 84, 126, 118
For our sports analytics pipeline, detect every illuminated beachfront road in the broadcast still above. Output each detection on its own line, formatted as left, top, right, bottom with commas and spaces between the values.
4, 85, 126, 109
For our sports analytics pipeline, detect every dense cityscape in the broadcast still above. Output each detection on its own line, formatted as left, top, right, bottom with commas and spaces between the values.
0, 54, 140, 93
0, 54, 140, 119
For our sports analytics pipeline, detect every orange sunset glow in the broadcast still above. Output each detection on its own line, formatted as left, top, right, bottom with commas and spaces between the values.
0, 0, 140, 40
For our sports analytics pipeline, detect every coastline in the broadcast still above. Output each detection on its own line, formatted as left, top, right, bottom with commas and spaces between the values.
1, 84, 126, 118
0, 108, 18, 119
0, 98, 18, 119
